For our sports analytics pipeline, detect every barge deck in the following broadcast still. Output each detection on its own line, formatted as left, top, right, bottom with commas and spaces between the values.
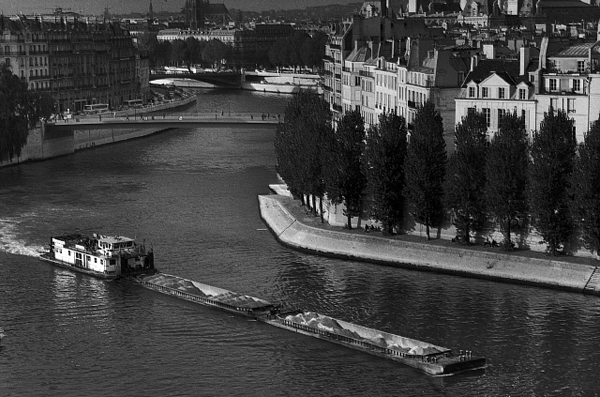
129, 272, 485, 376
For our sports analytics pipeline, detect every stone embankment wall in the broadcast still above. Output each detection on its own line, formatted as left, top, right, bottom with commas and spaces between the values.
259, 195, 600, 295
0, 123, 169, 168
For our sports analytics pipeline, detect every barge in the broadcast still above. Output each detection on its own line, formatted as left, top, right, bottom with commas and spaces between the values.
39, 233, 155, 279
130, 272, 485, 376
132, 273, 276, 316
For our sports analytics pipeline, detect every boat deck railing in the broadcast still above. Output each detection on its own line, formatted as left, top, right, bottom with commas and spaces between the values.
279, 318, 450, 362
137, 279, 273, 315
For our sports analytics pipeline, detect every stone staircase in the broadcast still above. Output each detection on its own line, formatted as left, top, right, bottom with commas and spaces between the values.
583, 267, 600, 295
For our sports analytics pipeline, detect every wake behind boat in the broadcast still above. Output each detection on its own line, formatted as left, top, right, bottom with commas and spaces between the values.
39, 233, 156, 279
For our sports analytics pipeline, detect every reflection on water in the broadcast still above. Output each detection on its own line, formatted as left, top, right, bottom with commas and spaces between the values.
0, 90, 600, 396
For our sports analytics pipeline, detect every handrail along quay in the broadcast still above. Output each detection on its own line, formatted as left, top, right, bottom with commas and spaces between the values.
126, 272, 485, 376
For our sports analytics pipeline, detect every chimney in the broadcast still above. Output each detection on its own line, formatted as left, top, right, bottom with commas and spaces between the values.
470, 54, 479, 72
520, 46, 530, 76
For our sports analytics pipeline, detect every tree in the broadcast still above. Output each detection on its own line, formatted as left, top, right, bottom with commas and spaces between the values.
185, 37, 204, 67
274, 90, 332, 217
301, 31, 328, 72
404, 101, 446, 240
571, 117, 600, 257
363, 112, 408, 235
529, 109, 577, 255
324, 109, 367, 229
445, 111, 488, 244
485, 111, 529, 249
202, 39, 231, 69
170, 39, 188, 66
0, 64, 50, 163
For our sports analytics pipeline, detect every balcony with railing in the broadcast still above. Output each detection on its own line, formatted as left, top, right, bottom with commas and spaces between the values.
407, 100, 419, 109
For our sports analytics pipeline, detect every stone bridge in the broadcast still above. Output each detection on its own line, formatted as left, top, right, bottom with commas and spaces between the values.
44, 112, 280, 132
149, 71, 242, 87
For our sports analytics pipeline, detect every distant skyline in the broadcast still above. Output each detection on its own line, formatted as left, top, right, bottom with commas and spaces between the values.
0, 0, 355, 16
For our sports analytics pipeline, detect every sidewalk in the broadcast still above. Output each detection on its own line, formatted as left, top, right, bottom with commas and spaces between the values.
258, 194, 600, 296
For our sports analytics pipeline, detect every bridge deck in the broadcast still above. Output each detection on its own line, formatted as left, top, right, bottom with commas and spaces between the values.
46, 112, 280, 130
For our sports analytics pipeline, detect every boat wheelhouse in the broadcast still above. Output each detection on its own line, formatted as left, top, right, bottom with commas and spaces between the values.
40, 233, 155, 279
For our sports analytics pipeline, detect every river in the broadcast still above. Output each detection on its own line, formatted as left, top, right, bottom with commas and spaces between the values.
1, 89, 599, 396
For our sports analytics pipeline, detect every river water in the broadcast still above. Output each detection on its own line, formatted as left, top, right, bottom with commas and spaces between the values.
1, 89, 600, 396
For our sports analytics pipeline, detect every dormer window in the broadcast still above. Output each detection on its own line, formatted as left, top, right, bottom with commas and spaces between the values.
519, 88, 527, 100
482, 87, 489, 98
469, 86, 475, 97
498, 87, 505, 99
577, 61, 585, 73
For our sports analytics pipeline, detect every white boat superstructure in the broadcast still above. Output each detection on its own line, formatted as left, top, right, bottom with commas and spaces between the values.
40, 233, 155, 279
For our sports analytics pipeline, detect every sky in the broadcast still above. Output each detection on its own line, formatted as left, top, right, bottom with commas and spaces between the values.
0, 0, 354, 16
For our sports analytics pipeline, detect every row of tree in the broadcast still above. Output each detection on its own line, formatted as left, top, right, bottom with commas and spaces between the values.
138, 31, 327, 71
138, 34, 232, 70
0, 65, 54, 164
275, 91, 600, 257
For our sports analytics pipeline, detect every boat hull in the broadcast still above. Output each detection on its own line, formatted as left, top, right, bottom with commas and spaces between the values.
259, 316, 485, 376
130, 273, 275, 317
39, 255, 118, 279
128, 272, 486, 376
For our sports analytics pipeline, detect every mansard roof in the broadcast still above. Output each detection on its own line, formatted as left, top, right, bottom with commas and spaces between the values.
551, 42, 597, 58
462, 59, 530, 87
347, 45, 371, 63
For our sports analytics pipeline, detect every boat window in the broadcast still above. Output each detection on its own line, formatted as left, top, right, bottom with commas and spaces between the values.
68, 251, 71, 256
86, 255, 90, 261
94, 258, 97, 263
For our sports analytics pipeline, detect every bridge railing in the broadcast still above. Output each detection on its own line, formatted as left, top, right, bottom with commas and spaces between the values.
47, 111, 283, 124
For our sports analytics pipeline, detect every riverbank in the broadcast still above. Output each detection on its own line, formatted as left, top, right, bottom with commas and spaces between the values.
0, 95, 199, 169
258, 194, 600, 296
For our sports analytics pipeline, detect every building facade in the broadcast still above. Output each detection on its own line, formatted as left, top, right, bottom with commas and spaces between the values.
1, 15, 149, 113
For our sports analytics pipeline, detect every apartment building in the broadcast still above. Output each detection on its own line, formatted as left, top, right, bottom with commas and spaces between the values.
456, 36, 600, 143
537, 39, 600, 141
455, 47, 538, 138
1, 15, 149, 113
0, 17, 52, 92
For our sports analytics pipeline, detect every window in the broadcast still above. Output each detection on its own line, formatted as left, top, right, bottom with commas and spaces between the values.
498, 109, 507, 127
550, 98, 558, 110
568, 98, 576, 113
549, 79, 557, 91
468, 107, 476, 114
482, 87, 489, 98
469, 86, 475, 97
519, 88, 527, 100
573, 79, 581, 92
577, 61, 585, 73
498, 87, 505, 99
482, 108, 491, 127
